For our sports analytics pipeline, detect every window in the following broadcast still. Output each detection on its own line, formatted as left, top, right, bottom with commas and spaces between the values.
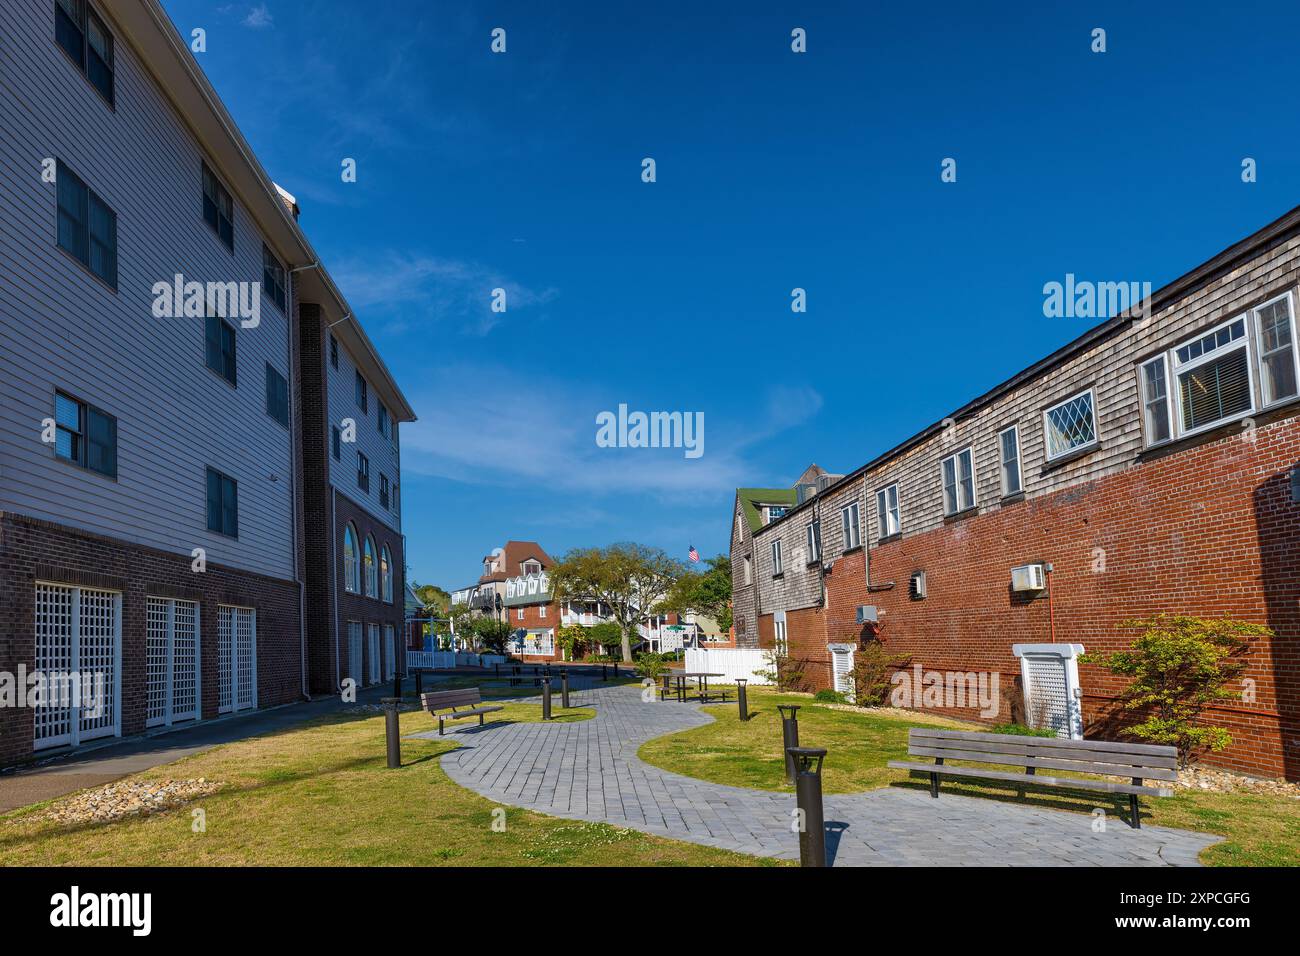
540, 605, 547, 618
380, 473, 390, 509
1043, 389, 1098, 461
380, 545, 393, 603
262, 245, 286, 312
517, 609, 525, 621
205, 312, 237, 385
1140, 357, 1172, 446
329, 334, 339, 369
393, 482, 399, 514
343, 525, 359, 593
56, 160, 117, 289
53, 390, 116, 478
743, 555, 752, 586
363, 536, 377, 597
1173, 318, 1252, 435
841, 502, 861, 550
357, 452, 370, 492
265, 363, 288, 427
805, 520, 821, 563
202, 162, 234, 251
355, 371, 368, 413
378, 403, 390, 439
875, 484, 900, 539
331, 425, 341, 460
767, 505, 786, 523
773, 613, 788, 656
205, 467, 238, 538
941, 447, 975, 516
1255, 293, 1298, 407
771, 539, 783, 576
998, 425, 1022, 496
55, 1, 114, 106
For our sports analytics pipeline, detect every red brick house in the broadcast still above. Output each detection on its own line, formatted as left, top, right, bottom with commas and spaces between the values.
744, 205, 1300, 781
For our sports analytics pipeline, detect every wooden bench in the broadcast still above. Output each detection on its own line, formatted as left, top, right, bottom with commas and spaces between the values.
887, 727, 1177, 828
421, 688, 505, 736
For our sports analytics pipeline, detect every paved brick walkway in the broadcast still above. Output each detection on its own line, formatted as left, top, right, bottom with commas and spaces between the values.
419, 683, 1220, 866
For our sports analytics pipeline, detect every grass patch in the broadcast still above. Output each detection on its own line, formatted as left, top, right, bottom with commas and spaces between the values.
0, 701, 775, 867
637, 687, 1300, 867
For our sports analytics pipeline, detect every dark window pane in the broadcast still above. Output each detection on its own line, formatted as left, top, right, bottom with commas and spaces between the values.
88, 192, 116, 288
87, 407, 116, 477
55, 0, 85, 69
85, 10, 113, 104
206, 468, 222, 532
222, 477, 238, 537
56, 163, 88, 264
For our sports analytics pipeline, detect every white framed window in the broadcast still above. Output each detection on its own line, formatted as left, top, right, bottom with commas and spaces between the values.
1254, 292, 1298, 408
941, 447, 975, 515
517, 609, 525, 621
773, 612, 788, 656
1043, 388, 1098, 461
766, 505, 787, 523
875, 484, 900, 539
1140, 355, 1173, 446
380, 545, 393, 603
1172, 316, 1253, 437
805, 520, 821, 563
743, 554, 752, 585
771, 539, 783, 575
343, 525, 359, 593
998, 425, 1022, 496
540, 605, 547, 619
363, 535, 378, 597
841, 502, 861, 550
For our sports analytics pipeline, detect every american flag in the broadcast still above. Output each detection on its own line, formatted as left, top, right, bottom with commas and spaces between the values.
688, 545, 699, 562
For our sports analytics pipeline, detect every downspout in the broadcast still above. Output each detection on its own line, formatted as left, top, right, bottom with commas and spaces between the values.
1045, 562, 1057, 643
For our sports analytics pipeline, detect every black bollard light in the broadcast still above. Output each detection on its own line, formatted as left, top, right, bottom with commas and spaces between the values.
494, 663, 500, 679
415, 669, 423, 697
736, 678, 749, 721
540, 675, 552, 720
601, 664, 608, 681
788, 747, 827, 867
560, 668, 570, 708
613, 662, 619, 678
382, 697, 402, 769
778, 704, 801, 783
393, 670, 402, 701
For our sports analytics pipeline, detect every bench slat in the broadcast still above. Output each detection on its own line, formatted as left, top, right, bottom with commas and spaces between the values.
908, 727, 1176, 759
906, 732, 1176, 769
905, 744, 1178, 781
422, 688, 484, 710
887, 761, 1172, 797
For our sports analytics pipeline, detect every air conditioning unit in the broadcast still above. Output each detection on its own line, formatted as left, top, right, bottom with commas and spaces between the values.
855, 605, 878, 624
909, 571, 926, 600
1011, 563, 1047, 592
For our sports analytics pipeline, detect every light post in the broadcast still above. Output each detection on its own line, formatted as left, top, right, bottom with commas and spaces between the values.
778, 704, 801, 783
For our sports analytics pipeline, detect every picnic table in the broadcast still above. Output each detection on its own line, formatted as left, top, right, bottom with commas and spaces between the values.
661, 671, 727, 703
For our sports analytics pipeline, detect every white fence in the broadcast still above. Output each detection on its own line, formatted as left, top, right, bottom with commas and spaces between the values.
683, 647, 772, 685
407, 651, 508, 670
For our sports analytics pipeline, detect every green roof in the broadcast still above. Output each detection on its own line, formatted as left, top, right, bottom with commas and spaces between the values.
737, 487, 798, 534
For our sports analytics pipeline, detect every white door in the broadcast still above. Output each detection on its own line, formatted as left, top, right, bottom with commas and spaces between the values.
218, 605, 256, 714
383, 624, 396, 680
348, 621, 363, 687
33, 582, 122, 749
368, 624, 380, 684
1023, 655, 1071, 737
830, 646, 855, 702
146, 597, 201, 727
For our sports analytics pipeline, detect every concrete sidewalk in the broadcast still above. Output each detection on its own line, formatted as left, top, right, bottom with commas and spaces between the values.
0, 680, 404, 814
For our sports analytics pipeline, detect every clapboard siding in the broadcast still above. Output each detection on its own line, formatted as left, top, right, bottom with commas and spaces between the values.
327, 334, 402, 530
0, 0, 295, 579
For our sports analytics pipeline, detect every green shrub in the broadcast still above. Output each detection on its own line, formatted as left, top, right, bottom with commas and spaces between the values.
848, 641, 911, 706
814, 689, 845, 704
635, 652, 670, 681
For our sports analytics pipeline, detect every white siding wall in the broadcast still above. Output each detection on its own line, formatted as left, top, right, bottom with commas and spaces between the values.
326, 334, 401, 529
0, 0, 296, 578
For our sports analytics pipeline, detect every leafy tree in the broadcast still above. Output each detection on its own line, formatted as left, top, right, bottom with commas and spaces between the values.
655, 554, 732, 630
409, 582, 450, 615
1081, 615, 1267, 766
555, 624, 589, 661
549, 543, 686, 663
585, 621, 623, 655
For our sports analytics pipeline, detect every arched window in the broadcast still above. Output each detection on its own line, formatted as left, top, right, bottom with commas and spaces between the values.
343, 525, 359, 593
364, 535, 377, 598
381, 545, 393, 603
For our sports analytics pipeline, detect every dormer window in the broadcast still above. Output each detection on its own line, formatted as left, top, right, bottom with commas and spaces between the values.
523, 560, 541, 576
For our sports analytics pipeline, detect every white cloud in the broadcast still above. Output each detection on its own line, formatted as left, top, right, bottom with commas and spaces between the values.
331, 253, 557, 336
243, 4, 273, 29
400, 364, 822, 499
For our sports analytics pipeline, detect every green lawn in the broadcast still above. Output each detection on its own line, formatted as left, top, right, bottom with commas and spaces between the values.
637, 687, 1300, 867
0, 701, 777, 867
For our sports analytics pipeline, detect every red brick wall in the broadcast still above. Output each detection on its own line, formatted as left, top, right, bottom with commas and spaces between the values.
334, 493, 406, 686
0, 513, 302, 767
849, 419, 1300, 780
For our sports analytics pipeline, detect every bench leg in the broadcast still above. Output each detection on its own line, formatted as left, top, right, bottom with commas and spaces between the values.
1129, 790, 1141, 829
438, 717, 445, 736
930, 757, 944, 798
479, 714, 485, 727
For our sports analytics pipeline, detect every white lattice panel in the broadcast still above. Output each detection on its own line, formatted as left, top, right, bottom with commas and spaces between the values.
33, 583, 74, 748
76, 587, 118, 741
1024, 655, 1070, 738
348, 622, 363, 686
172, 601, 198, 721
218, 605, 234, 713
235, 608, 255, 710
383, 625, 396, 680
146, 598, 169, 726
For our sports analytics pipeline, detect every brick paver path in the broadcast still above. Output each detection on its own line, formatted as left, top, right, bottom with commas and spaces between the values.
417, 683, 1220, 866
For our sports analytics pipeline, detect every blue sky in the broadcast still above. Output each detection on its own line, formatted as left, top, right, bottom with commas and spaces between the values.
163, 0, 1300, 590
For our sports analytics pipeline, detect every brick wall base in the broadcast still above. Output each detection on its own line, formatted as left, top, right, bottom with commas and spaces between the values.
0, 512, 303, 767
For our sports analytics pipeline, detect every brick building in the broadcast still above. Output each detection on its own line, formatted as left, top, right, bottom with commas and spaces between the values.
0, 0, 413, 765
743, 206, 1300, 781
